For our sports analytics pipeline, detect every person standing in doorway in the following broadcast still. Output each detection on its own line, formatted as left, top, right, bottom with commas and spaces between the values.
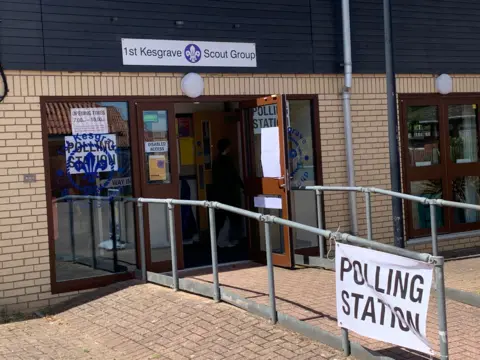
212, 138, 244, 247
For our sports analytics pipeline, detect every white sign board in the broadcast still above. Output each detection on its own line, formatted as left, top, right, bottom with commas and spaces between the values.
122, 38, 257, 68
71, 108, 108, 135
336, 243, 434, 355
100, 177, 131, 188
260, 127, 281, 178
254, 196, 282, 209
145, 141, 168, 153
253, 104, 277, 135
65, 134, 118, 175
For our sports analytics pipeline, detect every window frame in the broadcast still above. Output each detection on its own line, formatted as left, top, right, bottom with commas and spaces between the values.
400, 94, 480, 239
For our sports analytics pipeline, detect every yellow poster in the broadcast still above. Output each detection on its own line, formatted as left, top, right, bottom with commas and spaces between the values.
149, 155, 167, 181
179, 137, 195, 166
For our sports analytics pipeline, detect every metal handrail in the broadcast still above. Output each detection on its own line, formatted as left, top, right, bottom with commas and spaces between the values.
58, 193, 449, 359
305, 185, 480, 210
304, 185, 480, 260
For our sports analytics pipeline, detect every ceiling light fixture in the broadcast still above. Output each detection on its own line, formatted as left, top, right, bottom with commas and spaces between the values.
181, 73, 204, 98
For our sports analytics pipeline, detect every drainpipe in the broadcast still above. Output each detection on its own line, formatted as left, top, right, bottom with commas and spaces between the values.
383, 0, 404, 247
341, 0, 358, 235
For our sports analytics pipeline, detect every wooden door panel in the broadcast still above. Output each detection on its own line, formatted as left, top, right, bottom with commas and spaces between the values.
240, 95, 293, 268
135, 102, 183, 272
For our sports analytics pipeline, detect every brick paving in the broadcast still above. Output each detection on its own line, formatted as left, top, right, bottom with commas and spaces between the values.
184, 260, 480, 360
444, 257, 480, 293
0, 280, 350, 360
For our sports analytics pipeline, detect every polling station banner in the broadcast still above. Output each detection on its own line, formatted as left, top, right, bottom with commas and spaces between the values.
335, 242, 434, 355
65, 134, 118, 175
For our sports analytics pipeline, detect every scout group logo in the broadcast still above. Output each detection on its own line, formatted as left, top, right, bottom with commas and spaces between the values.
184, 44, 201, 63
288, 127, 310, 188
57, 134, 118, 197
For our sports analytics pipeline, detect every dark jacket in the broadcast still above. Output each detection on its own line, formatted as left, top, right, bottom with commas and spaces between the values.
212, 154, 244, 206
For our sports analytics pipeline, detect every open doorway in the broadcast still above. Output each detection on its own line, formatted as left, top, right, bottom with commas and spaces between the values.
136, 95, 321, 273
173, 101, 248, 268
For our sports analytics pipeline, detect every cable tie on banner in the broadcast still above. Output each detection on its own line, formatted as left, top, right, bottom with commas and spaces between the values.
327, 226, 341, 261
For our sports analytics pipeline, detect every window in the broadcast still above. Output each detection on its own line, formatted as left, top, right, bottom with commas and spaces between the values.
402, 96, 480, 238
46, 101, 136, 284
287, 100, 319, 254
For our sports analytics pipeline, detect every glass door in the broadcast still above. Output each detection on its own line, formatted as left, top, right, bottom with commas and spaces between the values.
135, 102, 182, 273
240, 95, 293, 268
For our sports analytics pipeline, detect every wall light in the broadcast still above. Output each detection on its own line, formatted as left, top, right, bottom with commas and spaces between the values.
435, 74, 453, 95
181, 73, 204, 98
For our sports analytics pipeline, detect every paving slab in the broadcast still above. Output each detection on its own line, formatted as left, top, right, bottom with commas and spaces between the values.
0, 280, 350, 360
444, 257, 480, 294
184, 262, 480, 360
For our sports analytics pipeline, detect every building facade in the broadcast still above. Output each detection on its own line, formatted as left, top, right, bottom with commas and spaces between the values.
1, 0, 480, 311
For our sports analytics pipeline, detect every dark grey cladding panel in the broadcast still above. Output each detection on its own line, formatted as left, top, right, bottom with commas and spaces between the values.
2, 0, 480, 74
0, 0, 45, 70
310, 0, 342, 73
350, 0, 480, 74
37, 0, 317, 74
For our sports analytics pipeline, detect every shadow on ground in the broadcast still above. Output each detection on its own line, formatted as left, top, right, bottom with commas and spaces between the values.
0, 280, 140, 325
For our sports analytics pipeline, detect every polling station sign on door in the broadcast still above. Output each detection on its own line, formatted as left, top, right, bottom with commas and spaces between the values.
335, 242, 434, 355
253, 104, 277, 134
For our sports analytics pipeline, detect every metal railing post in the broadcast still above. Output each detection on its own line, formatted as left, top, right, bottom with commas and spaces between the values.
365, 191, 372, 240
209, 207, 220, 302
89, 200, 97, 269
341, 328, 351, 356
168, 202, 179, 291
316, 190, 325, 258
68, 199, 76, 263
433, 257, 449, 360
264, 220, 277, 324
137, 202, 147, 283
430, 201, 449, 358
110, 198, 118, 272
430, 202, 439, 256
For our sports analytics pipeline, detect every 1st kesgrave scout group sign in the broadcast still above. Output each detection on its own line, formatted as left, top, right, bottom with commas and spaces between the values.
335, 243, 434, 355
122, 39, 257, 67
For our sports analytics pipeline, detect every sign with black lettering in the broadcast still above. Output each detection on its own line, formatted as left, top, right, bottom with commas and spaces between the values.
71, 107, 108, 135
253, 104, 277, 134
145, 140, 168, 153
335, 243, 434, 355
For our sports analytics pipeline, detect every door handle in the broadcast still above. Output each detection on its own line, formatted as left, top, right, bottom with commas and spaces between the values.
277, 177, 286, 189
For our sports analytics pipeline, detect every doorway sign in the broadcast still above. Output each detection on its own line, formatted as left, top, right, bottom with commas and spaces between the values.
336, 242, 434, 355
253, 104, 277, 134
145, 140, 169, 153
122, 39, 257, 67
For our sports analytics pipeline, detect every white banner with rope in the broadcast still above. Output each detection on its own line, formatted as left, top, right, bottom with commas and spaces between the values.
335, 242, 435, 355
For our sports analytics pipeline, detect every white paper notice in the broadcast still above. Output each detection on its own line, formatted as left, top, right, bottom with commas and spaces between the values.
254, 196, 282, 209
71, 108, 108, 135
260, 127, 281, 178
145, 141, 169, 153
64, 134, 118, 175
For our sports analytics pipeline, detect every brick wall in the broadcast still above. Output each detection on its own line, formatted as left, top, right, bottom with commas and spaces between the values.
1, 71, 479, 311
